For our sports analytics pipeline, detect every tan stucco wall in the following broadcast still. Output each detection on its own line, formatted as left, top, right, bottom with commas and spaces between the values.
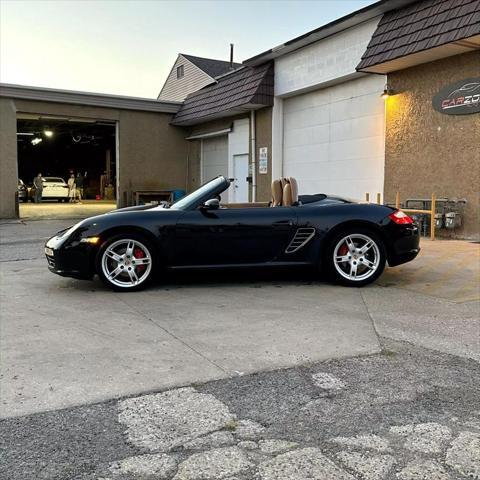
254, 107, 273, 202
0, 98, 18, 218
116, 110, 187, 206
385, 51, 480, 238
0, 99, 188, 216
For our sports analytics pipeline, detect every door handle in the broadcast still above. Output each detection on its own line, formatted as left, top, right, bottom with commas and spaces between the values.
273, 220, 293, 227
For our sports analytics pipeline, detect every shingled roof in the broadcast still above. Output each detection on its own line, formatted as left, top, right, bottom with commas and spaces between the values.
182, 54, 243, 79
171, 63, 274, 126
357, 0, 480, 72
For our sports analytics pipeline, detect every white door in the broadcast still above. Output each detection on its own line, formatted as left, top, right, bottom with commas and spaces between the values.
282, 75, 385, 200
201, 136, 228, 182
232, 154, 249, 203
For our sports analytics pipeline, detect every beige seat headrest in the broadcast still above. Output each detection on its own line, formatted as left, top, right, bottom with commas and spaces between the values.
288, 177, 298, 204
283, 182, 293, 206
271, 179, 283, 207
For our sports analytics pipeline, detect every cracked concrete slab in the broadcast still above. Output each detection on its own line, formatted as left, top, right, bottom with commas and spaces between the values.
258, 447, 355, 480
389, 423, 452, 454
109, 453, 178, 479
336, 451, 396, 480
173, 447, 254, 480
445, 431, 480, 478
118, 388, 235, 451
331, 434, 391, 453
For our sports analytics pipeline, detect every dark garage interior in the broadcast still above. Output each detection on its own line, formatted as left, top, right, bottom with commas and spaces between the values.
17, 116, 116, 200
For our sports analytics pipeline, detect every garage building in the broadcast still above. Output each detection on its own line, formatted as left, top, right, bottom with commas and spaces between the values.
243, 1, 408, 201
0, 84, 187, 218
357, 0, 480, 238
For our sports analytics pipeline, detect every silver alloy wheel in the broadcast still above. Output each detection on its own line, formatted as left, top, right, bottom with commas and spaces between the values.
101, 238, 152, 288
333, 233, 380, 282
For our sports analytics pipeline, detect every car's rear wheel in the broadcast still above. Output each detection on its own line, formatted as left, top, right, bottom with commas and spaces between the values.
96, 234, 155, 291
326, 228, 386, 287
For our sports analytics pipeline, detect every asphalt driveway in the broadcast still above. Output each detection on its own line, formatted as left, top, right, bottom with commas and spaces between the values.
0, 219, 479, 420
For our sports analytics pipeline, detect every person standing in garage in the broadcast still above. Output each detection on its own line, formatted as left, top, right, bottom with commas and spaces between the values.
33, 173, 43, 203
68, 173, 76, 203
75, 172, 84, 202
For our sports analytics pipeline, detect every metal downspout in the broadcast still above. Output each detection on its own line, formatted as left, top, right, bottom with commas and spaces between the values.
250, 110, 256, 202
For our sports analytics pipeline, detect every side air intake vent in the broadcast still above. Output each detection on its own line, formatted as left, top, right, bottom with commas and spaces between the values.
285, 227, 316, 254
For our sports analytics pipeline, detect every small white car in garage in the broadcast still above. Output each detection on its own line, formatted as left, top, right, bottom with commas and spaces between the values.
30, 177, 70, 202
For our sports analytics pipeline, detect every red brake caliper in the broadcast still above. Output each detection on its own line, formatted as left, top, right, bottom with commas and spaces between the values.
133, 248, 146, 274
338, 244, 349, 257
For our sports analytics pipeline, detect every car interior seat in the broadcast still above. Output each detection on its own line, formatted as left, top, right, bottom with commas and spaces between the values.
283, 177, 299, 206
271, 179, 283, 207
288, 177, 299, 205
283, 180, 292, 206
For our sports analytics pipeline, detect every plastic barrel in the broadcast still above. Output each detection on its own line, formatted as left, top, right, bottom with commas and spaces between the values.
172, 189, 186, 201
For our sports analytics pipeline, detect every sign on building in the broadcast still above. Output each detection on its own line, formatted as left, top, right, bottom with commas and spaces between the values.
259, 147, 268, 174
432, 78, 480, 115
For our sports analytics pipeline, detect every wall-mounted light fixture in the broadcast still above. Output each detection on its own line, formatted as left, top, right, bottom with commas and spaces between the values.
44, 129, 54, 138
31, 137, 43, 146
381, 84, 395, 99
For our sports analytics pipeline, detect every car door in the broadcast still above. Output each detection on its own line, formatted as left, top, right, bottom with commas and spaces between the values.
174, 206, 297, 266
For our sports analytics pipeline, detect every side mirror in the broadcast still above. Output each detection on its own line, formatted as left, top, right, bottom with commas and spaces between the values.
200, 198, 220, 211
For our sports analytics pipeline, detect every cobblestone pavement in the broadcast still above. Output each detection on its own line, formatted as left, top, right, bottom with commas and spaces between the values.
1, 340, 479, 480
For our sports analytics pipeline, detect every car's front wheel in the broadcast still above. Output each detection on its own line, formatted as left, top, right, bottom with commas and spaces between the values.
96, 234, 155, 291
326, 228, 386, 287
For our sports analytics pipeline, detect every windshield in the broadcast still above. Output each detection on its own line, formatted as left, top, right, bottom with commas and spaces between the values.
170, 177, 229, 210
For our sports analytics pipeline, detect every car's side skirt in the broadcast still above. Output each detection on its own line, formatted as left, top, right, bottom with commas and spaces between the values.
168, 261, 312, 270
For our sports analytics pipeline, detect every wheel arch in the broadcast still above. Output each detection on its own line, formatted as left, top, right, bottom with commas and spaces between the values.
97, 225, 159, 248
319, 219, 391, 264
92, 226, 160, 269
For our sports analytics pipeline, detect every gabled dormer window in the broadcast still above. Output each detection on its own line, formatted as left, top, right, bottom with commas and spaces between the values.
177, 65, 184, 79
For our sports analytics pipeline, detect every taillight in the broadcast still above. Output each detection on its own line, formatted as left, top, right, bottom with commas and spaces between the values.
389, 210, 414, 225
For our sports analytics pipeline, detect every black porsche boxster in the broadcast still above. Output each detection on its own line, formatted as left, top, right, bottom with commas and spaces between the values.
45, 176, 420, 291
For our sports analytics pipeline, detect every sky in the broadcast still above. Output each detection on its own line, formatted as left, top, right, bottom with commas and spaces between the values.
0, 0, 376, 98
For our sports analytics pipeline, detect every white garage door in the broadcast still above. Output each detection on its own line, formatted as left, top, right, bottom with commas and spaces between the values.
201, 136, 228, 183
283, 75, 385, 200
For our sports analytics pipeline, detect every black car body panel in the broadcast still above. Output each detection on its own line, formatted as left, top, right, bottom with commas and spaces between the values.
45, 176, 420, 280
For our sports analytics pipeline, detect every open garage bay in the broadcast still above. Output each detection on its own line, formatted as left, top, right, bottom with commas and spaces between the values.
16, 116, 117, 218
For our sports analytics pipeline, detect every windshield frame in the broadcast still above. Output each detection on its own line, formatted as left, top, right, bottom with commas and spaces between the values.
168, 176, 231, 211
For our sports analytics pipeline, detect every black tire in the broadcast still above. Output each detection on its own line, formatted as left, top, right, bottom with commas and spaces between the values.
96, 233, 156, 292
324, 227, 386, 287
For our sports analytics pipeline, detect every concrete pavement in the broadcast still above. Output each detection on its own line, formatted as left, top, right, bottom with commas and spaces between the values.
0, 219, 479, 420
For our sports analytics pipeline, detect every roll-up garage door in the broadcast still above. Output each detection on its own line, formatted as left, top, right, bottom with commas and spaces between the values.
201, 135, 228, 183
283, 75, 385, 200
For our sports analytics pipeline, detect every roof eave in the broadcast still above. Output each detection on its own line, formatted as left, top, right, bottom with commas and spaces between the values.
171, 103, 269, 127
243, 0, 419, 66
0, 83, 182, 114
357, 35, 480, 74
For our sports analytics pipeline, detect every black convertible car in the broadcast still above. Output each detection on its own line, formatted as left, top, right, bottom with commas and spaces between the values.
45, 176, 420, 291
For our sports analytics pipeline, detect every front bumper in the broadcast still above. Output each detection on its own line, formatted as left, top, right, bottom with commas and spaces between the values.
45, 235, 96, 280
